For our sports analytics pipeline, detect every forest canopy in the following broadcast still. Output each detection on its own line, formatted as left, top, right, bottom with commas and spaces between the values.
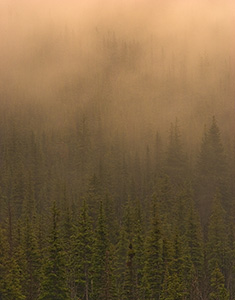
0, 0, 234, 299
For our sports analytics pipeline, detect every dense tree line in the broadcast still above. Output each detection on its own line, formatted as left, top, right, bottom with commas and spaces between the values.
0, 2, 234, 298
0, 102, 234, 300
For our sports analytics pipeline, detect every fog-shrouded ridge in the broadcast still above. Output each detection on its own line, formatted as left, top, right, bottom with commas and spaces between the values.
0, 3, 235, 298
0, 0, 234, 150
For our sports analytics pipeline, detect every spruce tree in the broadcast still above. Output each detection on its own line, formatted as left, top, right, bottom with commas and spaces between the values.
72, 201, 93, 300
143, 212, 163, 299
122, 243, 137, 300
116, 226, 129, 297
21, 218, 41, 300
209, 264, 229, 300
196, 117, 227, 224
165, 119, 187, 185
133, 200, 145, 299
39, 203, 69, 300
0, 226, 25, 299
92, 201, 116, 300
207, 193, 229, 277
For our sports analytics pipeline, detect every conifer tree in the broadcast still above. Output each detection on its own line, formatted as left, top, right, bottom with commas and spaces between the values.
85, 174, 103, 221
0, 226, 25, 299
72, 201, 93, 300
185, 204, 204, 298
227, 216, 235, 299
143, 212, 163, 299
61, 205, 75, 299
39, 203, 69, 300
160, 267, 185, 300
207, 193, 229, 277
92, 201, 116, 300
165, 119, 187, 185
196, 117, 227, 223
116, 226, 129, 298
122, 243, 137, 300
21, 218, 41, 300
103, 193, 119, 244
123, 198, 134, 241
153, 131, 163, 178
160, 234, 190, 299
133, 200, 145, 299
4, 256, 26, 300
209, 264, 229, 300
186, 203, 204, 279
153, 174, 174, 225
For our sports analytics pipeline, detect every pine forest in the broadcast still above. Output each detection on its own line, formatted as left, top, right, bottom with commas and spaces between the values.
0, 1, 234, 299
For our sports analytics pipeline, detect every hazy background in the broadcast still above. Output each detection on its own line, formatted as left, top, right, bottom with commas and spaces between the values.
0, 0, 234, 152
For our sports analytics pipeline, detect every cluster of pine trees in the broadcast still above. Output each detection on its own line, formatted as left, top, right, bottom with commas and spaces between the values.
0, 99, 234, 300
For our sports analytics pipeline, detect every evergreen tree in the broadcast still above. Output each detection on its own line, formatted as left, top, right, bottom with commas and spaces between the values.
160, 267, 185, 300
186, 203, 204, 279
0, 226, 25, 299
115, 226, 129, 298
103, 193, 119, 244
153, 174, 174, 227
122, 243, 137, 300
133, 200, 145, 299
196, 117, 227, 224
143, 212, 163, 299
207, 193, 229, 278
185, 203, 204, 298
72, 201, 93, 300
85, 174, 103, 221
21, 218, 41, 300
39, 203, 69, 300
209, 264, 229, 300
165, 119, 188, 185
92, 202, 116, 300
227, 216, 235, 299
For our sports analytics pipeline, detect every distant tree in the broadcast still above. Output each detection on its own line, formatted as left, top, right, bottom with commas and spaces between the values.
165, 119, 188, 185
85, 174, 103, 221
196, 117, 227, 224
153, 131, 164, 178
103, 193, 119, 244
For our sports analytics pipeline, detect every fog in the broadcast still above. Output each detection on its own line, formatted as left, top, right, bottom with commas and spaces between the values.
0, 0, 234, 148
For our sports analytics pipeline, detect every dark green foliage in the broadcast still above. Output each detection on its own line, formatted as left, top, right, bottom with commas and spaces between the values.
116, 226, 130, 297
0, 227, 25, 300
21, 219, 41, 300
143, 213, 163, 299
160, 267, 185, 300
122, 243, 137, 300
186, 204, 204, 278
132, 200, 145, 298
209, 264, 229, 300
71, 201, 93, 300
0, 109, 234, 300
91, 202, 117, 300
207, 193, 229, 276
39, 204, 69, 300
